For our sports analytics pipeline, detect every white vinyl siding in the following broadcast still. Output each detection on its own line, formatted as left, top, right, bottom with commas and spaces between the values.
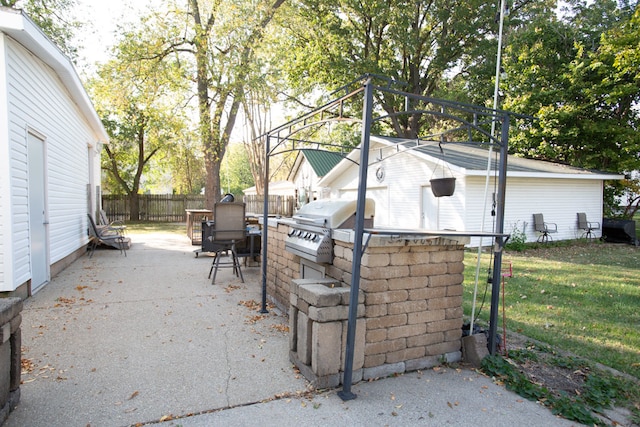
3, 37, 95, 291
465, 177, 603, 246
321, 140, 609, 248
0, 34, 9, 289
335, 145, 435, 229
435, 176, 466, 232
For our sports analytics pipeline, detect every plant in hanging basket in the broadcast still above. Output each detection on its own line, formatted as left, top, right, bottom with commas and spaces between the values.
430, 177, 456, 197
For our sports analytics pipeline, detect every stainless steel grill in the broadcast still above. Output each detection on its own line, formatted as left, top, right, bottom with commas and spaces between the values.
285, 199, 375, 263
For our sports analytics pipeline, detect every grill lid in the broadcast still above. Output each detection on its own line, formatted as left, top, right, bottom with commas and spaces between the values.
293, 198, 375, 229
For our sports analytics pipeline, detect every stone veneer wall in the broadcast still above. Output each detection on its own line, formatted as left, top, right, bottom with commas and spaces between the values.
265, 221, 301, 312
332, 235, 464, 375
265, 219, 466, 378
0, 298, 22, 425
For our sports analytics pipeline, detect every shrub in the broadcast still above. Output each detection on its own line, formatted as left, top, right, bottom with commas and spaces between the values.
505, 221, 527, 251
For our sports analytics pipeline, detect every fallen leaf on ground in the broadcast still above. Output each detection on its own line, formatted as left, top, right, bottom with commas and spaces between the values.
21, 358, 35, 374
245, 314, 266, 324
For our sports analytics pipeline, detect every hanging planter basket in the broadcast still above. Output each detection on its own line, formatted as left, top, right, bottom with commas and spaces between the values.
430, 177, 456, 197
430, 140, 456, 197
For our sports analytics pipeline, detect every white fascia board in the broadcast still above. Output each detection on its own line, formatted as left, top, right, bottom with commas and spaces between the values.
464, 170, 625, 180
0, 8, 108, 144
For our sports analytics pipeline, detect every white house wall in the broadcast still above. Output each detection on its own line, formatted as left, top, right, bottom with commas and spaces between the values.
505, 177, 603, 241
0, 34, 9, 289
2, 37, 96, 291
465, 176, 604, 246
326, 145, 474, 230
322, 144, 606, 248
292, 159, 320, 204
436, 178, 466, 231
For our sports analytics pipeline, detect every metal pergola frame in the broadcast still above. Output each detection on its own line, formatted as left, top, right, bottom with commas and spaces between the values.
258, 74, 520, 400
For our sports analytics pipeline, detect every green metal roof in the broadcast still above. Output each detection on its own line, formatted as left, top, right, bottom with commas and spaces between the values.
300, 149, 345, 177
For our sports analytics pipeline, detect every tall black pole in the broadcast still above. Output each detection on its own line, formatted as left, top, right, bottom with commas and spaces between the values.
338, 78, 373, 401
260, 135, 270, 314
488, 115, 509, 354
487, 0, 508, 354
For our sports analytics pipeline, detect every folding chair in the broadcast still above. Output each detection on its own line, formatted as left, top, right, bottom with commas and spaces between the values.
87, 214, 128, 257
98, 209, 127, 235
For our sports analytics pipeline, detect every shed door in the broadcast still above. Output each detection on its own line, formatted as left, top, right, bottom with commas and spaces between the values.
28, 132, 49, 292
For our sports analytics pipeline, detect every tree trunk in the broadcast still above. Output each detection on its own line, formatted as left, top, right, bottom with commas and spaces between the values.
192, 0, 285, 210
204, 152, 222, 210
129, 192, 140, 221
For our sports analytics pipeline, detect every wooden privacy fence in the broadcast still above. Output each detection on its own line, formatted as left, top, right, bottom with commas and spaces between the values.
102, 194, 295, 221
102, 194, 206, 222
243, 195, 295, 217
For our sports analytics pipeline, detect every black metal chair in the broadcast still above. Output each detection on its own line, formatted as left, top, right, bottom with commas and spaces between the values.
87, 214, 128, 257
533, 213, 557, 243
206, 202, 246, 284
577, 213, 600, 239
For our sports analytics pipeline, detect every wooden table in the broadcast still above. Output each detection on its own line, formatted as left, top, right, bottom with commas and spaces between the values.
186, 209, 212, 245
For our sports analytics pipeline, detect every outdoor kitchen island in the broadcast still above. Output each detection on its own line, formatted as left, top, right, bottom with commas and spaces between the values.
263, 214, 470, 388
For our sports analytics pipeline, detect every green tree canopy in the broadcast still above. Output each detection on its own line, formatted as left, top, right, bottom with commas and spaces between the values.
2, 0, 81, 59
87, 27, 190, 219
500, 0, 640, 216
123, 0, 285, 209
274, 0, 500, 138
221, 143, 255, 197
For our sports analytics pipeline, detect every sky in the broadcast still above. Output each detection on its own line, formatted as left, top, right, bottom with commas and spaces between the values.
72, 0, 161, 71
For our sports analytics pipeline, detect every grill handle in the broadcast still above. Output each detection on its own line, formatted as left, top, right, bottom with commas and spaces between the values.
292, 215, 327, 226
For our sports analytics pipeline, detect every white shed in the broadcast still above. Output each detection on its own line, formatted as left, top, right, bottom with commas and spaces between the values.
288, 149, 345, 206
243, 180, 296, 197
0, 8, 108, 297
318, 136, 624, 247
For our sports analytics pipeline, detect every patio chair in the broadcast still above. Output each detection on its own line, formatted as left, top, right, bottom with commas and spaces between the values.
577, 212, 600, 239
533, 213, 557, 243
87, 214, 128, 257
98, 209, 126, 235
206, 202, 246, 284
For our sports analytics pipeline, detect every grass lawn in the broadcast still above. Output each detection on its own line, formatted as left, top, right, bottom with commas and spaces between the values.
464, 241, 640, 380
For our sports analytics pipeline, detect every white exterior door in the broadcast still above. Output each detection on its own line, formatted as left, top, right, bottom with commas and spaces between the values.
421, 186, 438, 229
28, 132, 49, 292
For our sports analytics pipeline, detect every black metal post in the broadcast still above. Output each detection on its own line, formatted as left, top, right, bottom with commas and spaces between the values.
488, 115, 509, 354
337, 78, 373, 401
260, 135, 271, 314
